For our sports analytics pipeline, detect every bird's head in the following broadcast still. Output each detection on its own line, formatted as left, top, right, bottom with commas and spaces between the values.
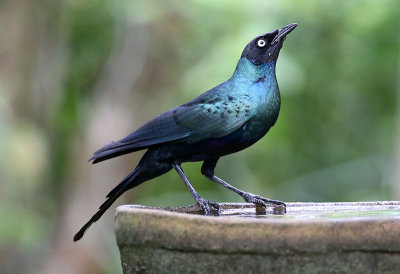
241, 23, 297, 65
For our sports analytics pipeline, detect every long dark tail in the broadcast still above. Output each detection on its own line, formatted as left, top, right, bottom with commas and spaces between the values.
73, 166, 141, 242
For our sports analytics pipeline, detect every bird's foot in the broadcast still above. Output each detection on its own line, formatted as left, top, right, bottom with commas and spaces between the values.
242, 192, 286, 214
195, 197, 220, 216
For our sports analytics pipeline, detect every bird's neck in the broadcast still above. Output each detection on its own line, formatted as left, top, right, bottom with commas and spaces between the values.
231, 58, 277, 84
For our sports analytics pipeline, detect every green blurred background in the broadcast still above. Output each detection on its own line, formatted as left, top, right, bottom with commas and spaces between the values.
0, 0, 399, 273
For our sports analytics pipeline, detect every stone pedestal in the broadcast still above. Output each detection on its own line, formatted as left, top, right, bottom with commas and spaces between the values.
115, 202, 400, 274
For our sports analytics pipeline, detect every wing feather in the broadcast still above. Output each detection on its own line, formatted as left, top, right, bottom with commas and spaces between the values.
174, 93, 253, 143
89, 110, 191, 163
90, 89, 253, 163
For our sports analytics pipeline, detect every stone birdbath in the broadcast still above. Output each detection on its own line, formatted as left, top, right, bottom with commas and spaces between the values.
115, 201, 400, 273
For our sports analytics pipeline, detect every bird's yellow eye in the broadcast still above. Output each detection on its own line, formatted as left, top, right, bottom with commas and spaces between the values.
257, 39, 266, 48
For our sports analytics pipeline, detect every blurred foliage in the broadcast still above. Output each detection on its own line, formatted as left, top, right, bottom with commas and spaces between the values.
0, 0, 399, 273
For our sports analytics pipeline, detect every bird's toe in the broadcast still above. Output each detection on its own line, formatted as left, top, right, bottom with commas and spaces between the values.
243, 192, 286, 209
196, 197, 220, 215
259, 197, 286, 208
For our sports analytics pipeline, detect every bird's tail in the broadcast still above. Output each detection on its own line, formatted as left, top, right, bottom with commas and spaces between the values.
73, 166, 141, 242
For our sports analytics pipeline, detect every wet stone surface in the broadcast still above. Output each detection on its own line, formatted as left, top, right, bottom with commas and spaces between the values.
115, 202, 400, 274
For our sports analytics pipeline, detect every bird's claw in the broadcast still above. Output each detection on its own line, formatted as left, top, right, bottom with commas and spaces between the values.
195, 197, 220, 215
243, 192, 286, 210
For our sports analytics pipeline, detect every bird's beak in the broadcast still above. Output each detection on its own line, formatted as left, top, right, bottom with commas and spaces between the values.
271, 23, 297, 44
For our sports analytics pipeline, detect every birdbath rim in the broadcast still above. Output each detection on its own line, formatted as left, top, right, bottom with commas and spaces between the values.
116, 201, 400, 223
115, 201, 400, 254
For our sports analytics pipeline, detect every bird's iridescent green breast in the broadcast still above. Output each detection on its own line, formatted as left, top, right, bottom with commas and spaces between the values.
235, 59, 281, 139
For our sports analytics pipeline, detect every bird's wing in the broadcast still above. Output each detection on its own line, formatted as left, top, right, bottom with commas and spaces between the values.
89, 110, 191, 163
90, 91, 253, 163
173, 92, 253, 143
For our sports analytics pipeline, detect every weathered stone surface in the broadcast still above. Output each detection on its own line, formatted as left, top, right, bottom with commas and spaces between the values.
115, 202, 400, 274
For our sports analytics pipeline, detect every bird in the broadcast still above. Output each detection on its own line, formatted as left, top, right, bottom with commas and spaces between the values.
74, 23, 297, 242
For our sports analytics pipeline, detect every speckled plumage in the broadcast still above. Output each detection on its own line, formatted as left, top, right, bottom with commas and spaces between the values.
74, 23, 297, 241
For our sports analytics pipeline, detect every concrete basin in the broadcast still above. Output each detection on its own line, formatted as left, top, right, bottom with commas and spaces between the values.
115, 201, 400, 273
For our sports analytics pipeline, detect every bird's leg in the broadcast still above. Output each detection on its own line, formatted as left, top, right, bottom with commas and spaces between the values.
201, 159, 286, 209
211, 175, 286, 208
173, 163, 220, 215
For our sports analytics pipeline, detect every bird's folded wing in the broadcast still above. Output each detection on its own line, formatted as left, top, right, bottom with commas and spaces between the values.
173, 94, 253, 143
89, 110, 191, 162
89, 94, 252, 163
120, 110, 191, 146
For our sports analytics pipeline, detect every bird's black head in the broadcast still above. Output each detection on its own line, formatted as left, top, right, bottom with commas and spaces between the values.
241, 23, 297, 65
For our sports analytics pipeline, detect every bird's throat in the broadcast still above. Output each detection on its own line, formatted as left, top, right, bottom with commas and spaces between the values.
232, 58, 276, 84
